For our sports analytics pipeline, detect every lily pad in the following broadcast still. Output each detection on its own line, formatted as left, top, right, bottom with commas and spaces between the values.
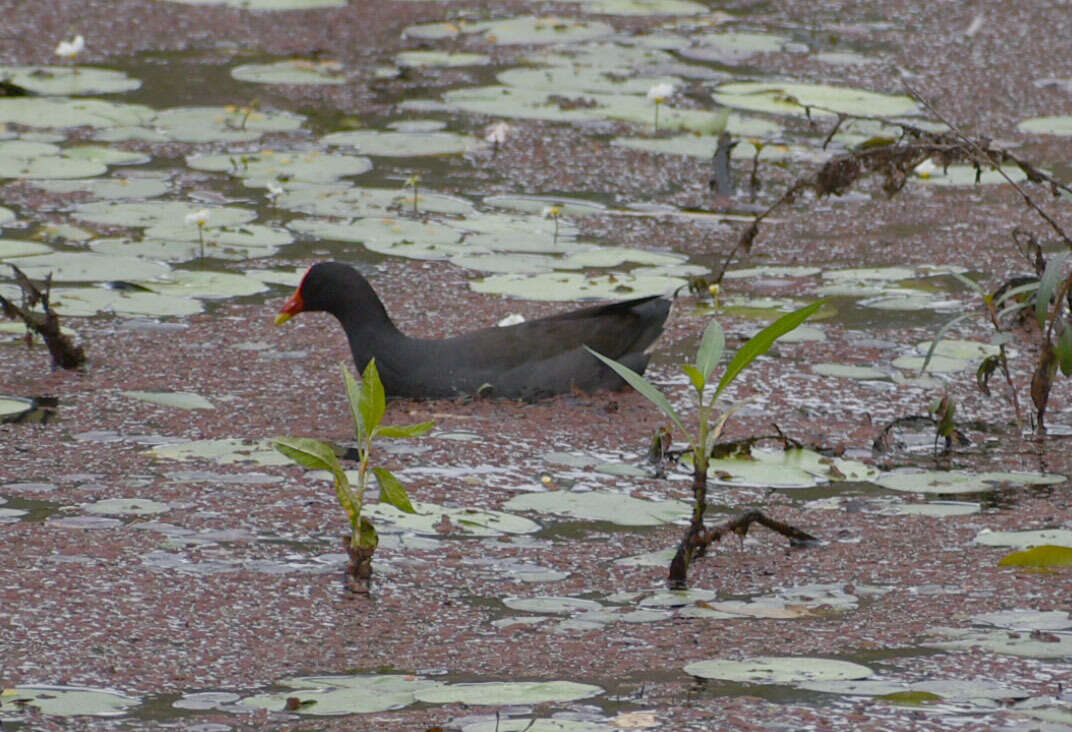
363, 500, 540, 536
504, 490, 690, 526
395, 51, 491, 67
471, 271, 685, 301
684, 656, 873, 684
925, 628, 1072, 658
811, 363, 889, 380
8, 252, 171, 282
149, 105, 305, 143
0, 238, 52, 258
32, 175, 170, 200
231, 59, 347, 85
974, 529, 1072, 549
3, 685, 140, 717
1017, 115, 1072, 136
679, 32, 790, 64
74, 200, 256, 229
238, 674, 440, 715
187, 150, 372, 185
414, 681, 603, 706
84, 498, 170, 516
503, 596, 604, 614
123, 391, 215, 410
562, 0, 706, 14
136, 270, 268, 299
46, 287, 204, 318
404, 16, 614, 45
712, 81, 920, 117
149, 438, 291, 466
322, 129, 486, 157
0, 97, 154, 129
0, 66, 141, 95
879, 470, 1065, 495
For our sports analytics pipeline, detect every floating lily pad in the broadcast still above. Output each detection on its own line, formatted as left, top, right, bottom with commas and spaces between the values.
414, 681, 603, 706
404, 16, 614, 45
135, 270, 268, 299
811, 363, 889, 380
289, 216, 474, 260
890, 353, 971, 373
0, 396, 34, 420
823, 266, 916, 281
3, 685, 140, 717
879, 470, 1064, 495
0, 97, 154, 129
504, 490, 689, 526
503, 596, 604, 614
711, 81, 920, 117
636, 588, 716, 607
974, 528, 1072, 549
0, 238, 52, 258
149, 438, 291, 466
925, 627, 1072, 658
462, 718, 614, 732
74, 200, 256, 229
231, 59, 347, 85
149, 105, 305, 143
1017, 115, 1072, 136
32, 175, 170, 200
484, 195, 607, 217
395, 51, 490, 67
0, 206, 13, 226
279, 184, 474, 218
122, 391, 215, 410
471, 271, 685, 301
679, 32, 790, 64
63, 145, 150, 166
187, 150, 372, 185
685, 656, 873, 684
363, 500, 540, 536
84, 498, 170, 516
973, 609, 1072, 631
562, 0, 706, 14
706, 447, 876, 487
322, 129, 486, 157
46, 287, 204, 317
916, 164, 1028, 186
239, 674, 440, 715
165, 0, 344, 7
0, 66, 141, 95
8, 252, 171, 282
0, 139, 108, 179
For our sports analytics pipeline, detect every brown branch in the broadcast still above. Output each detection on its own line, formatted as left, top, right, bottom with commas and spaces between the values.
693, 509, 817, 549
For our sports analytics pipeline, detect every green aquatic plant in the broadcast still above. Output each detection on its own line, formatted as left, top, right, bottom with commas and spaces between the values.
588, 301, 823, 588
275, 359, 433, 583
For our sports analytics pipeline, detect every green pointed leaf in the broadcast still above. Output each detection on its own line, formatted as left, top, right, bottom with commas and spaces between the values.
586, 346, 687, 436
1035, 253, 1068, 325
372, 467, 416, 514
920, 313, 975, 375
276, 436, 360, 529
360, 358, 386, 436
1058, 322, 1072, 377
275, 437, 345, 482
341, 364, 366, 444
682, 364, 705, 395
715, 300, 825, 398
374, 421, 435, 439
695, 318, 725, 384
357, 516, 379, 550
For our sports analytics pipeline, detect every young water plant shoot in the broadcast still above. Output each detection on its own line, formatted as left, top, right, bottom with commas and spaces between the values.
275, 360, 433, 586
589, 301, 823, 588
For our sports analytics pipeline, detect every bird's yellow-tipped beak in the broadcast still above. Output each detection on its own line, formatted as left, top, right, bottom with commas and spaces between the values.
275, 288, 304, 326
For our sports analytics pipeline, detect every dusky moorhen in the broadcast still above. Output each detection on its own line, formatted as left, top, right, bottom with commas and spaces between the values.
275, 262, 671, 401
